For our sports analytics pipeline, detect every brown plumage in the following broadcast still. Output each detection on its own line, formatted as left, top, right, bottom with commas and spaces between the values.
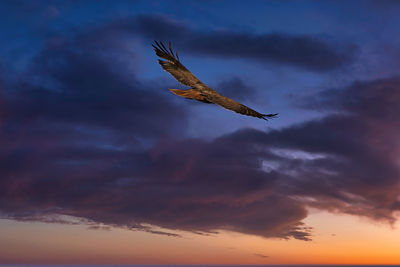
152, 41, 278, 121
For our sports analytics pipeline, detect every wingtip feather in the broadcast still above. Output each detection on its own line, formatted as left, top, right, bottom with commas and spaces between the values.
261, 113, 278, 121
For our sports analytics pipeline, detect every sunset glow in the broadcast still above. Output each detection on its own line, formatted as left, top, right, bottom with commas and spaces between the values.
1, 211, 400, 264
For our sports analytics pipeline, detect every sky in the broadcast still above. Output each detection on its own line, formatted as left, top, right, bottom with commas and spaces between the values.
1, 0, 400, 265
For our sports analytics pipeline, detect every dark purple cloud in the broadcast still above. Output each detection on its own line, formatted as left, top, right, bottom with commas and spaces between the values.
0, 16, 310, 240
268, 77, 400, 222
184, 32, 356, 72
0, 14, 398, 242
94, 15, 357, 72
1, 72, 399, 240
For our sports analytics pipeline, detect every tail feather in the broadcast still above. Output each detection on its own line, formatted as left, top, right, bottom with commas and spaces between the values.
169, 89, 212, 103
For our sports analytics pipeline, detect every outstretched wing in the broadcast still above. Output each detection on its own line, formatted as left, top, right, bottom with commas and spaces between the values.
205, 92, 278, 121
153, 41, 206, 90
153, 41, 278, 121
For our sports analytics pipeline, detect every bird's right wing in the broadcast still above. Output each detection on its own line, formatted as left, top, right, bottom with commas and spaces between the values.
153, 41, 207, 90
206, 93, 278, 120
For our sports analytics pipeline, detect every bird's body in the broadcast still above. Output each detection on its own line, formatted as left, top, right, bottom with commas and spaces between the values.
152, 41, 278, 120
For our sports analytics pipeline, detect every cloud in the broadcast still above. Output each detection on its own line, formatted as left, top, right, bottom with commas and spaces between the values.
87, 225, 112, 231
3, 23, 186, 141
97, 15, 357, 72
213, 76, 258, 101
0, 13, 398, 242
254, 253, 269, 258
0, 15, 187, 236
265, 77, 400, 222
183, 32, 356, 72
0, 16, 310, 240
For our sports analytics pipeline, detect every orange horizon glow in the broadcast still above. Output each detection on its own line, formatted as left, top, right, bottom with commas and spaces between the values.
1, 210, 400, 265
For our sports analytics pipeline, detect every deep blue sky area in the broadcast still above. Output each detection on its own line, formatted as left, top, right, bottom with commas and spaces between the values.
1, 0, 400, 259
2, 0, 400, 135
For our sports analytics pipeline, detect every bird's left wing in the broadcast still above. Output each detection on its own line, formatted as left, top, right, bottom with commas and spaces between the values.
152, 41, 207, 90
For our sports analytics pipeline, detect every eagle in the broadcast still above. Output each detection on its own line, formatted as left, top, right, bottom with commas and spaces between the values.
153, 41, 278, 121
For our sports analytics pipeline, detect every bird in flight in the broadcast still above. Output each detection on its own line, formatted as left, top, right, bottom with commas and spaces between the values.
153, 41, 278, 121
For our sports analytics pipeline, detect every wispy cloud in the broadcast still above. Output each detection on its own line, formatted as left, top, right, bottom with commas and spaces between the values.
254, 253, 269, 258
